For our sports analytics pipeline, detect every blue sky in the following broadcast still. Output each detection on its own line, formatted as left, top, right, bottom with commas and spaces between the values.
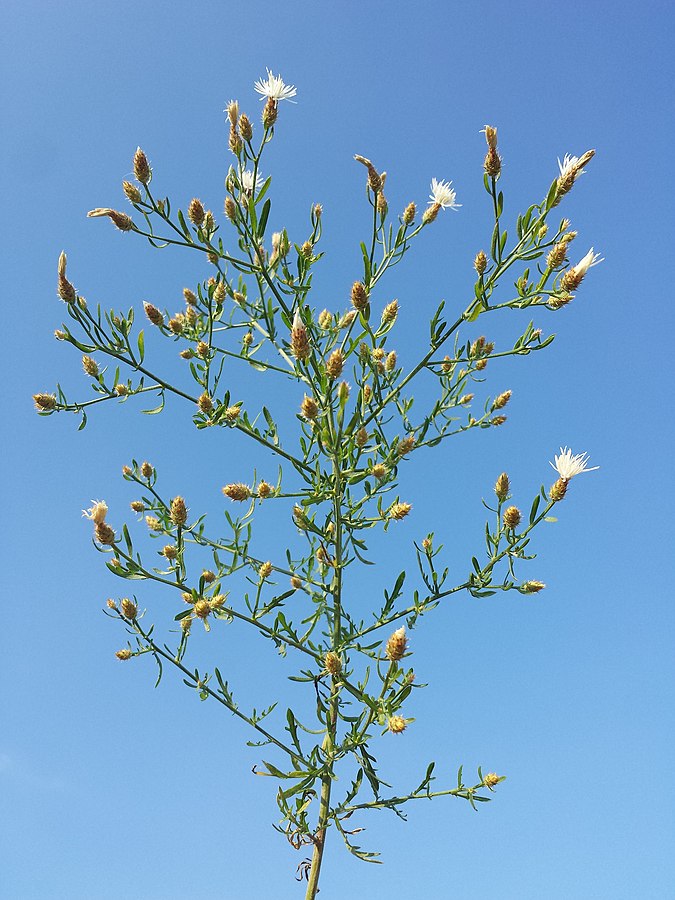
3, 1, 674, 897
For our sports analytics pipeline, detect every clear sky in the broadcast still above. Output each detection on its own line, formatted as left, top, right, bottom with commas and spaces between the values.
3, 0, 675, 898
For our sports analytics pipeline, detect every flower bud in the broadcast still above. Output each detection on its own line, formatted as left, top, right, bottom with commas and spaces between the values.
130, 500, 145, 512
290, 576, 302, 590
324, 652, 342, 676
397, 435, 415, 457
290, 310, 310, 361
326, 349, 344, 379
385, 350, 397, 372
257, 480, 273, 499
354, 154, 382, 192
115, 649, 132, 660
106, 598, 118, 610
494, 472, 510, 502
402, 202, 416, 224
474, 250, 488, 275
33, 393, 56, 412
145, 516, 162, 531
170, 496, 188, 526
162, 545, 178, 560
188, 198, 205, 226
95, 522, 116, 545
259, 560, 273, 579
503, 505, 522, 529
140, 461, 153, 478
372, 463, 387, 479
194, 599, 211, 620
355, 426, 368, 448
389, 502, 412, 521
385, 627, 407, 661
522, 581, 546, 593
122, 181, 142, 203
222, 483, 251, 502
224, 197, 237, 221
388, 715, 407, 734
197, 393, 214, 414
483, 772, 501, 788
381, 299, 399, 324
143, 302, 164, 326
239, 113, 253, 141
493, 390, 512, 410
301, 395, 319, 419
351, 281, 369, 311
133, 147, 151, 184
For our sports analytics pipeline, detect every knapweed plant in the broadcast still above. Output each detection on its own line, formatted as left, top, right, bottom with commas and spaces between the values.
35, 70, 600, 897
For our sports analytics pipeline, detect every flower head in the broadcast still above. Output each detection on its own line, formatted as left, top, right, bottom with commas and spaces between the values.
428, 178, 461, 211
254, 69, 297, 103
550, 447, 599, 482
557, 153, 589, 181
572, 248, 604, 278
240, 169, 264, 194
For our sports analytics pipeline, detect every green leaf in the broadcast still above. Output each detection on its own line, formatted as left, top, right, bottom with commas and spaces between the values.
137, 329, 145, 363
258, 199, 271, 237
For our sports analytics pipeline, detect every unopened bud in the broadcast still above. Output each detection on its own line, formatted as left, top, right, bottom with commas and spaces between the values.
385, 627, 407, 661
33, 393, 56, 412
388, 715, 407, 734
257, 480, 273, 499
381, 299, 399, 324
143, 302, 164, 326
324, 651, 342, 676
188, 198, 205, 226
122, 181, 142, 203
494, 472, 510, 502
262, 97, 277, 128
301, 395, 319, 419
224, 197, 237, 220
259, 560, 273, 579
493, 390, 512, 410
522, 581, 546, 593
115, 648, 132, 661
222, 483, 251, 502
140, 461, 153, 478
326, 349, 344, 379
402, 202, 416, 224
239, 113, 253, 141
351, 281, 369, 311
197, 393, 213, 414
170, 496, 188, 526
503, 505, 522, 529
474, 250, 488, 275
133, 147, 151, 184
389, 502, 412, 521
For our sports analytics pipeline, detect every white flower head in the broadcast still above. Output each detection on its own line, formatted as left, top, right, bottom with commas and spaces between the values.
558, 153, 587, 180
573, 247, 604, 278
254, 69, 297, 103
428, 178, 461, 211
240, 169, 264, 194
82, 499, 108, 524
550, 447, 599, 482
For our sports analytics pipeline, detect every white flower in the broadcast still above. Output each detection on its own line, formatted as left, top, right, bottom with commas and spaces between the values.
572, 247, 604, 278
82, 500, 108, 524
240, 169, 264, 194
557, 153, 587, 180
550, 447, 599, 481
428, 178, 461, 210
254, 69, 297, 103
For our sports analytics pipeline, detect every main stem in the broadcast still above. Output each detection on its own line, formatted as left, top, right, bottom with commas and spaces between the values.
305, 434, 344, 899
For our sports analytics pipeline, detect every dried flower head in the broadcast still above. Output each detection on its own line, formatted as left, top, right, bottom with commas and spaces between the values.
389, 502, 412, 521
57, 251, 77, 303
550, 447, 599, 482
83, 500, 108, 525
95, 522, 115, 545
386, 627, 408, 661
87, 208, 134, 231
354, 154, 383, 192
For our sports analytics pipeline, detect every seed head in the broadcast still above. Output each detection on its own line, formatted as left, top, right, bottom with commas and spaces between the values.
188, 198, 205, 226
388, 715, 407, 734
503, 505, 522, 529
222, 483, 251, 502
386, 627, 408, 661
